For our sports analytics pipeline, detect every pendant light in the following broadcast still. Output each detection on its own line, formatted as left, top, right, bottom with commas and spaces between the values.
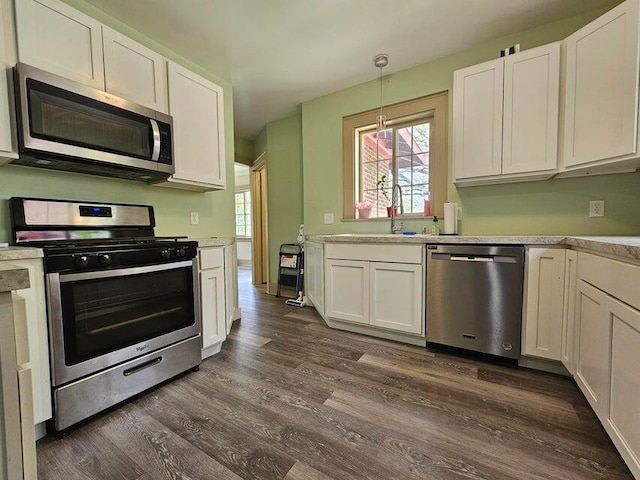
373, 53, 388, 130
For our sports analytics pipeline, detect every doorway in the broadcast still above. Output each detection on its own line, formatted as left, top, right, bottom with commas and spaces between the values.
251, 154, 269, 286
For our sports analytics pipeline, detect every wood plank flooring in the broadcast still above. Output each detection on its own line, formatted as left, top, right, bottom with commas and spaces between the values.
37, 267, 633, 479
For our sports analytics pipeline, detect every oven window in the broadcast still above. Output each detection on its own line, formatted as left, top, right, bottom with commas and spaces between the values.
60, 266, 195, 365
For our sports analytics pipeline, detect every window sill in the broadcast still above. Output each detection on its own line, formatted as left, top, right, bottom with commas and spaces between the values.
236, 236, 252, 240
344, 213, 435, 222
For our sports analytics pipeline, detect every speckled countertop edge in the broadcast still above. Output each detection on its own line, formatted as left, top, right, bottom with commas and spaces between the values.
0, 264, 30, 292
307, 235, 640, 261
0, 247, 44, 261
191, 237, 235, 247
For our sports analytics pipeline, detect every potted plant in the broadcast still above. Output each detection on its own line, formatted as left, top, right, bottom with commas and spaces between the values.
356, 200, 373, 219
376, 174, 396, 217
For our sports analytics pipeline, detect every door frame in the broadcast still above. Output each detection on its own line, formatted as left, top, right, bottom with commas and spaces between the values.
251, 154, 269, 286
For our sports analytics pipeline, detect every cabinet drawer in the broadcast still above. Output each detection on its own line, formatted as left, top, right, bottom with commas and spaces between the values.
578, 252, 640, 311
325, 243, 422, 264
199, 247, 224, 270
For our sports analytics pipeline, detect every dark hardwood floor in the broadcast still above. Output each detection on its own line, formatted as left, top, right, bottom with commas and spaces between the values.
37, 267, 633, 479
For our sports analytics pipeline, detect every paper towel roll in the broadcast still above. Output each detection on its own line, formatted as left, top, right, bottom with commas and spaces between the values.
444, 202, 457, 234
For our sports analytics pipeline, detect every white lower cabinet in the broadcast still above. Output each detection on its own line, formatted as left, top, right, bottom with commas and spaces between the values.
223, 243, 239, 335
305, 241, 324, 315
0, 258, 51, 431
369, 262, 422, 334
574, 280, 611, 418
574, 252, 640, 478
560, 249, 578, 373
523, 248, 565, 360
198, 247, 226, 358
608, 304, 640, 478
324, 244, 424, 336
325, 259, 369, 325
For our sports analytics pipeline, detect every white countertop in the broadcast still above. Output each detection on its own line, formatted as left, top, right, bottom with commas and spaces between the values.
0, 264, 30, 292
308, 234, 640, 261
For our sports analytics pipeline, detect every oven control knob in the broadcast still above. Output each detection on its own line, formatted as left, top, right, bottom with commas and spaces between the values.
161, 249, 172, 259
176, 247, 187, 257
98, 254, 111, 265
74, 255, 89, 268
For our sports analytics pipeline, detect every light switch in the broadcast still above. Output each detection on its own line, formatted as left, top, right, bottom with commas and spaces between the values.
190, 211, 199, 225
324, 213, 334, 224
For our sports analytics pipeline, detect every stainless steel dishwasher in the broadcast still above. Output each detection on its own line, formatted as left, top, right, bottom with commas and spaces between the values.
426, 245, 525, 359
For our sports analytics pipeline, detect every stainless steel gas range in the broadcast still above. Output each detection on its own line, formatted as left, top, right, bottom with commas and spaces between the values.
10, 197, 201, 434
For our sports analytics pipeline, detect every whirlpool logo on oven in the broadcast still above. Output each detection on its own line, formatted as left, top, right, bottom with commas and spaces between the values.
136, 344, 150, 352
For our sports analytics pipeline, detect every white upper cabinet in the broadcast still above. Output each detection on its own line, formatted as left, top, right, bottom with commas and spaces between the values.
0, 0, 16, 161
161, 62, 226, 190
15, 0, 105, 89
561, 0, 640, 174
502, 44, 560, 175
15, 0, 169, 114
102, 27, 168, 113
454, 43, 560, 185
453, 58, 504, 180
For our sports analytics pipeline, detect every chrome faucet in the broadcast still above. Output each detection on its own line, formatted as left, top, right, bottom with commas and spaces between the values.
390, 183, 404, 234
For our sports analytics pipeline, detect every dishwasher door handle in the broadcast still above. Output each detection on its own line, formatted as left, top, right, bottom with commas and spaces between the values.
450, 256, 494, 262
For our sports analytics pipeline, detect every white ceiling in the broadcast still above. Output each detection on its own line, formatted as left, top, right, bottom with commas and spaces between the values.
82, 0, 617, 140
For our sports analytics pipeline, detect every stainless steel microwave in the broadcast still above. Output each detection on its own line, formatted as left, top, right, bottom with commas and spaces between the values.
12, 63, 174, 182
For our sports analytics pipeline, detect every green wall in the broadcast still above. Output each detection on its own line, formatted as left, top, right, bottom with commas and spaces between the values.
301, 5, 640, 236
267, 114, 303, 287
234, 136, 254, 161
255, 115, 303, 288
0, 0, 237, 243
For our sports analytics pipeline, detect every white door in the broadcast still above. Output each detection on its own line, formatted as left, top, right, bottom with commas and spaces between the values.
608, 298, 640, 478
563, 0, 639, 167
561, 249, 578, 373
503, 43, 560, 175
453, 57, 504, 180
325, 259, 369, 325
102, 27, 168, 113
574, 280, 611, 418
0, 3, 15, 159
369, 262, 423, 335
15, 0, 105, 89
200, 267, 226, 350
523, 248, 566, 360
167, 62, 226, 187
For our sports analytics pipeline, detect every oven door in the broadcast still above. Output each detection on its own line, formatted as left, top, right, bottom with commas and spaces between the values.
46, 260, 200, 386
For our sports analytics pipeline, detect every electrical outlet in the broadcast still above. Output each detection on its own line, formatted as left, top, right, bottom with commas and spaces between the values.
589, 200, 604, 218
323, 213, 334, 225
190, 211, 199, 225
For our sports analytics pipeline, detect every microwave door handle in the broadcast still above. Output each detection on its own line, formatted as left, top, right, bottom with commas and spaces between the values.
150, 119, 160, 161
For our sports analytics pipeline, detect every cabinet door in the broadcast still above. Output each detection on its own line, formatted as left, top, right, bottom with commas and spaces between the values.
453, 58, 503, 180
574, 280, 611, 418
503, 43, 560, 175
15, 0, 105, 89
561, 249, 578, 373
167, 62, 226, 188
607, 298, 640, 478
223, 244, 237, 334
200, 266, 226, 351
325, 259, 369, 324
369, 262, 423, 335
523, 248, 565, 360
563, 0, 639, 167
102, 27, 168, 113
3, 259, 51, 426
0, 2, 16, 161
305, 241, 324, 316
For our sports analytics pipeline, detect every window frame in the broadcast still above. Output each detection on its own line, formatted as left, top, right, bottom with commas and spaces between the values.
342, 91, 448, 220
234, 189, 252, 238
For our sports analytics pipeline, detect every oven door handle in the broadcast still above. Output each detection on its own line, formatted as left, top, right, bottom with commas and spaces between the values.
123, 356, 162, 377
57, 260, 194, 282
